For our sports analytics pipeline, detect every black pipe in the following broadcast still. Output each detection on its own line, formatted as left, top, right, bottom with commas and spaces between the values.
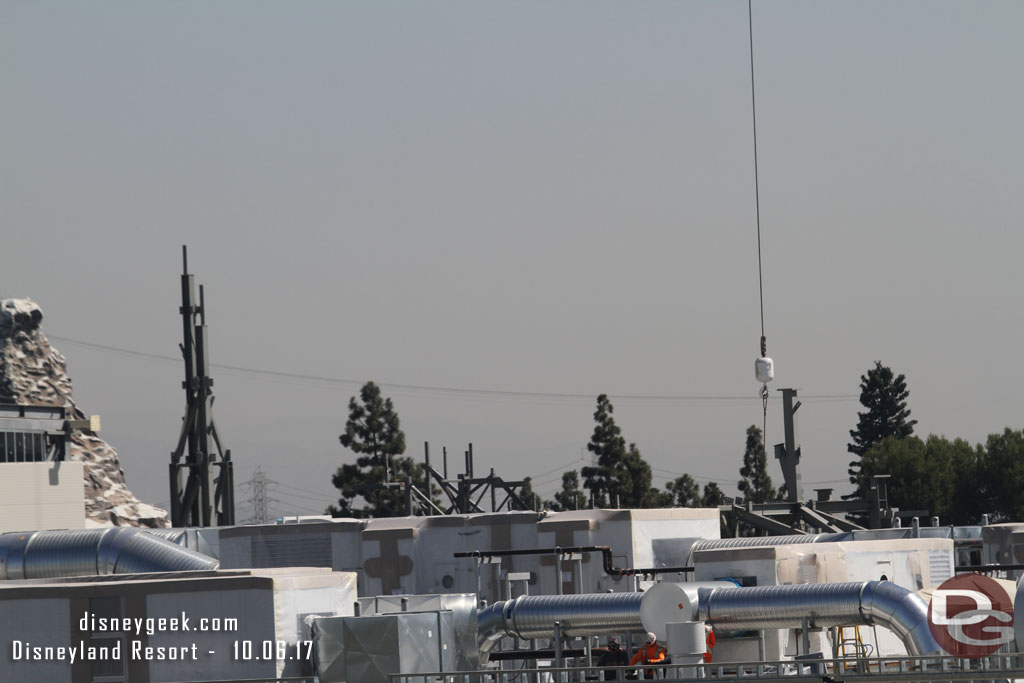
453, 545, 694, 577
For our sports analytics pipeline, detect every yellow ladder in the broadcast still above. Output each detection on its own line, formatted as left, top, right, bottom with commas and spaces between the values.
838, 626, 870, 670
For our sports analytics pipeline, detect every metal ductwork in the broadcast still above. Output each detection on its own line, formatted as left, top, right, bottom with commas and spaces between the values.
477, 580, 939, 661
700, 581, 941, 656
477, 583, 688, 658
0, 528, 220, 580
682, 533, 850, 564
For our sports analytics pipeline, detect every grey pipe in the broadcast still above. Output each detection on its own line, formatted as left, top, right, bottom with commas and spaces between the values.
0, 528, 219, 580
700, 581, 941, 656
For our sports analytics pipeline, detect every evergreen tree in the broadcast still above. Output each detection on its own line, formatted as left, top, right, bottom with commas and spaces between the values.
549, 470, 587, 511
847, 361, 917, 500
581, 394, 628, 508
580, 395, 663, 508
701, 482, 725, 507
737, 425, 777, 504
666, 474, 700, 507
517, 476, 543, 511
978, 428, 1024, 523
329, 381, 421, 518
623, 442, 666, 507
861, 434, 979, 525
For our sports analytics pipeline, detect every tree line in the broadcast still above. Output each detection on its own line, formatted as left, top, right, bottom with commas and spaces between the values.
327, 365, 1024, 524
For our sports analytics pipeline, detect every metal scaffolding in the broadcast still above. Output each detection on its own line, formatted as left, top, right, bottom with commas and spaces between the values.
168, 246, 235, 527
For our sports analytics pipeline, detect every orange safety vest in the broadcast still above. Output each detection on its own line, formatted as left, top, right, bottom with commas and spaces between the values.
630, 642, 666, 676
704, 626, 716, 663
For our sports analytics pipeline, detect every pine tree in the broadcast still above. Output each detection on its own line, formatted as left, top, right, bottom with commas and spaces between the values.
666, 474, 700, 507
623, 442, 666, 507
329, 381, 422, 518
581, 394, 628, 508
738, 425, 777, 504
847, 361, 916, 500
550, 470, 587, 511
517, 476, 543, 511
701, 482, 725, 507
581, 395, 662, 508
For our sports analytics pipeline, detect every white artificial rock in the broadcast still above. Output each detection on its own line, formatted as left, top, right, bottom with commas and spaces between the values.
0, 297, 170, 528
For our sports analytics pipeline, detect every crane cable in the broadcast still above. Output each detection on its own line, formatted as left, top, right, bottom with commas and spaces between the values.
748, 0, 770, 442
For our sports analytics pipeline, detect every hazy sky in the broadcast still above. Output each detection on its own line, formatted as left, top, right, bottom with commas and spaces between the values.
3, 1, 1022, 520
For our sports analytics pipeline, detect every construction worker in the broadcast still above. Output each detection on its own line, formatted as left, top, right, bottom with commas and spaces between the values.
596, 636, 629, 680
704, 624, 716, 663
629, 632, 666, 679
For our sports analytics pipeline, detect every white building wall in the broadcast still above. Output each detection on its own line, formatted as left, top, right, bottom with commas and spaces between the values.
2, 598, 72, 683
146, 588, 276, 682
0, 461, 84, 533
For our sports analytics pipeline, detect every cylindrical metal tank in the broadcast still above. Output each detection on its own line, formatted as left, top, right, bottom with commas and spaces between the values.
665, 621, 705, 657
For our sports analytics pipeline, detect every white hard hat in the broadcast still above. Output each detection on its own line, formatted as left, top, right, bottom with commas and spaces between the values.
646, 632, 657, 644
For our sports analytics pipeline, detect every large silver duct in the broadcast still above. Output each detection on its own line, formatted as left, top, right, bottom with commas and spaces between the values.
700, 581, 941, 656
477, 583, 688, 657
0, 528, 219, 580
477, 580, 940, 660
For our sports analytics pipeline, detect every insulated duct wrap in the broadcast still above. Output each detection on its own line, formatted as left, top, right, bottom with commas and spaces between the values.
700, 581, 941, 656
0, 528, 219, 580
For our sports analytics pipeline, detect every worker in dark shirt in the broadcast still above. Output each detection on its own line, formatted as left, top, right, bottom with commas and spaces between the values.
596, 636, 629, 680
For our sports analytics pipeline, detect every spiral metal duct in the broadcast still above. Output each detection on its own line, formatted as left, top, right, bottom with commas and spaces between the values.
478, 592, 644, 656
509, 592, 646, 639
700, 581, 941, 656
0, 528, 219, 580
477, 583, 689, 660
683, 533, 850, 564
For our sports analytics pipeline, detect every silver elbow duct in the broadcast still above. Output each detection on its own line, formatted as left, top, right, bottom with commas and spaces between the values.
477, 600, 513, 655
701, 581, 941, 656
0, 528, 219, 580
860, 580, 939, 656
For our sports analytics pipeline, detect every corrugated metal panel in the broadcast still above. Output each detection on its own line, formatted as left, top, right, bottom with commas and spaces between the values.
928, 549, 952, 585
253, 534, 332, 568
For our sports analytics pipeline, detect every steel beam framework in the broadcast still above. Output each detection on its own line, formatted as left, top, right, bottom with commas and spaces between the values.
169, 246, 235, 527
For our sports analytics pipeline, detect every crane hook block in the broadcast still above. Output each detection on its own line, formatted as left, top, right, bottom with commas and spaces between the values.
755, 356, 774, 384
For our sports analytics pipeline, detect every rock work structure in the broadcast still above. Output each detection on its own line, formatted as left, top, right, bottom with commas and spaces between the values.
0, 298, 169, 528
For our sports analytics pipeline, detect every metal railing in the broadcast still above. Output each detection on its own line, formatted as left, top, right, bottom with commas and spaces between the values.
162, 678, 316, 683
387, 653, 1024, 683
